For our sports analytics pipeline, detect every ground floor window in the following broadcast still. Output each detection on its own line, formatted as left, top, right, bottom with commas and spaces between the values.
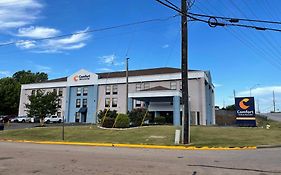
105, 98, 110, 107
112, 98, 117, 107
75, 112, 80, 122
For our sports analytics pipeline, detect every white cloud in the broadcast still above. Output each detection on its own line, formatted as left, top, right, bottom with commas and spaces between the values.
34, 64, 52, 73
0, 70, 11, 77
15, 28, 91, 53
213, 83, 222, 87
16, 40, 37, 49
0, 0, 43, 30
99, 54, 125, 66
162, 44, 169, 48
238, 86, 281, 97
17, 26, 60, 39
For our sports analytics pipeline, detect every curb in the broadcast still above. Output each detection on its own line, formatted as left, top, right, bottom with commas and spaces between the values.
257, 144, 281, 149
0, 139, 256, 150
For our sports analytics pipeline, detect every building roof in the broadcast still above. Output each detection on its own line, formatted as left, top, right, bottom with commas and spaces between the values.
41, 67, 200, 83
140, 86, 171, 91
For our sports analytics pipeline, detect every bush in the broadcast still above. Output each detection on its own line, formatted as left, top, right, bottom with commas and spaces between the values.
114, 114, 130, 128
128, 108, 150, 127
97, 109, 118, 123
155, 116, 166, 125
102, 117, 115, 128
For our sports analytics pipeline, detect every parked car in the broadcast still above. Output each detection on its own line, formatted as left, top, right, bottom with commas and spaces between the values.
0, 115, 16, 123
30, 116, 40, 123
11, 116, 31, 123
44, 115, 62, 123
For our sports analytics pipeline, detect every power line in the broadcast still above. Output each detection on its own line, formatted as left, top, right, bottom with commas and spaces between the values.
0, 15, 179, 47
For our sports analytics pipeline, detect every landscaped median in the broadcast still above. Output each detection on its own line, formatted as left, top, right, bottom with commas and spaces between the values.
0, 124, 281, 149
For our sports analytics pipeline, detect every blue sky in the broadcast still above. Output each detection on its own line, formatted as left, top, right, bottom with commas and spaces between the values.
0, 0, 281, 112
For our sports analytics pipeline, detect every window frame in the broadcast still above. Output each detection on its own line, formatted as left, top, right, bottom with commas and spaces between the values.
170, 81, 177, 90
76, 99, 81, 108
83, 87, 88, 96
82, 98, 87, 107
77, 87, 82, 96
105, 98, 110, 107
112, 85, 118, 95
58, 88, 63, 96
112, 98, 118, 107
136, 83, 142, 91
105, 85, 111, 95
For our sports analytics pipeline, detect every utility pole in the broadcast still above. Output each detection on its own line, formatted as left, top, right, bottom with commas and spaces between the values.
125, 58, 129, 114
233, 90, 236, 98
181, 0, 190, 144
273, 90, 276, 113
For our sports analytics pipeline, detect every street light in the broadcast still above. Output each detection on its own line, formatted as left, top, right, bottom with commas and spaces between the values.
250, 84, 260, 97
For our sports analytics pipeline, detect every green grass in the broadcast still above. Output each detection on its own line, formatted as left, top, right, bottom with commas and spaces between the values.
1, 121, 281, 147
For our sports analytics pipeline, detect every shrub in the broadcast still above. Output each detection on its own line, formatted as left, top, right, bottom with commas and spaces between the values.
97, 109, 118, 123
114, 114, 130, 128
128, 108, 150, 127
102, 117, 115, 128
155, 116, 166, 125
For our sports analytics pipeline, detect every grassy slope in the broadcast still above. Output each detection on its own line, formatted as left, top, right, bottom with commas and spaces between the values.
0, 121, 281, 147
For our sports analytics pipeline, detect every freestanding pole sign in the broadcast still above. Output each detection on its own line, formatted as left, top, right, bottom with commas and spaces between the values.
235, 97, 256, 127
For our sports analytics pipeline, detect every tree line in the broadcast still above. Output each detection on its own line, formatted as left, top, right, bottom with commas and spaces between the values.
0, 70, 48, 115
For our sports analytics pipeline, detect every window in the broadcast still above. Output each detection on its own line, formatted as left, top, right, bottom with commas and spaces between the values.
112, 85, 118, 95
58, 99, 62, 108
170, 81, 177, 90
57, 112, 61, 117
77, 87, 82, 96
53, 88, 57, 94
136, 83, 142, 91
112, 98, 118, 107
105, 86, 111, 95
179, 81, 182, 90
75, 112, 80, 123
83, 99, 87, 107
76, 99, 81, 108
31, 90, 35, 95
105, 98, 110, 107
136, 100, 141, 107
144, 83, 150, 89
58, 88, 63, 96
83, 87, 88, 96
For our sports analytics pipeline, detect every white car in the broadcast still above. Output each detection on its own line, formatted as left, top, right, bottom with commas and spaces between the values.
11, 116, 31, 123
44, 115, 62, 123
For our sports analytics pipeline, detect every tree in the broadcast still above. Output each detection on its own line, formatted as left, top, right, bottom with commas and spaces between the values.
225, 104, 236, 111
25, 90, 59, 125
0, 78, 21, 115
13, 70, 48, 84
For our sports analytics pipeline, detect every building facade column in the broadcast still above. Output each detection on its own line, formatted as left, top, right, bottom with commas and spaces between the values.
173, 96, 181, 126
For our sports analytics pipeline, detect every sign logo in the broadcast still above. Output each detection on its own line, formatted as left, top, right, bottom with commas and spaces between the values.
73, 75, 79, 81
239, 98, 250, 110
235, 97, 255, 117
73, 74, 91, 82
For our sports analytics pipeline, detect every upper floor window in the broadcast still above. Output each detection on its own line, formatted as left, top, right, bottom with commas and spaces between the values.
58, 99, 62, 108
112, 98, 118, 107
57, 112, 62, 118
105, 98, 110, 107
170, 81, 177, 90
144, 83, 150, 89
135, 100, 141, 107
83, 87, 88, 96
82, 99, 87, 107
136, 83, 142, 91
105, 86, 111, 95
112, 85, 118, 95
58, 88, 63, 96
77, 87, 82, 96
31, 90, 35, 95
76, 99, 81, 108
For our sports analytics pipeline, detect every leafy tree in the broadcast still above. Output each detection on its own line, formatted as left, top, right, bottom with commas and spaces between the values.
13, 70, 48, 84
225, 104, 236, 111
0, 78, 21, 115
25, 90, 59, 125
0, 70, 48, 115
128, 108, 151, 127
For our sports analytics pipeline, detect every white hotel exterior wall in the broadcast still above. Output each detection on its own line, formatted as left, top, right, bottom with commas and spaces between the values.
18, 68, 215, 125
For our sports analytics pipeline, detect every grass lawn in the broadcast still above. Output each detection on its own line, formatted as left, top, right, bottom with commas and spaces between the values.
0, 119, 281, 147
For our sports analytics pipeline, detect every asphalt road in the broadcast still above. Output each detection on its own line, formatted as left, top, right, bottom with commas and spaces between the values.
262, 113, 281, 122
0, 142, 281, 175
